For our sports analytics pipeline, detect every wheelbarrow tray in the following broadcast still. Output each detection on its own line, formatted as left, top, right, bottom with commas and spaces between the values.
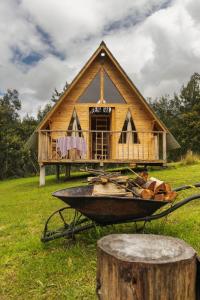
52, 185, 170, 225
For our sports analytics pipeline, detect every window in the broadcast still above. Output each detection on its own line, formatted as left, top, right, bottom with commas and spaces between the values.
78, 72, 100, 103
119, 110, 139, 144
67, 109, 83, 137
78, 65, 126, 103
104, 71, 125, 103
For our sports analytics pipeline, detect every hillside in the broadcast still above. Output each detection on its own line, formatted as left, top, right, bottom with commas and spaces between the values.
0, 164, 200, 299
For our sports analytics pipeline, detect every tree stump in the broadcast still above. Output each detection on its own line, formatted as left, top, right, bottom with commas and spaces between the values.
97, 234, 197, 300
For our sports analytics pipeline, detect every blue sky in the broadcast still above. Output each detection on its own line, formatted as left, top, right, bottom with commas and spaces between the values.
0, 0, 200, 116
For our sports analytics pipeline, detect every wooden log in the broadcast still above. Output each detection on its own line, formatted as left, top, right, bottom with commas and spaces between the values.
133, 187, 154, 199
150, 177, 167, 193
133, 176, 146, 187
164, 191, 177, 201
138, 171, 148, 181
154, 193, 166, 201
154, 191, 177, 201
92, 183, 132, 197
142, 180, 156, 191
110, 176, 129, 183
165, 183, 172, 192
97, 234, 197, 300
88, 176, 128, 184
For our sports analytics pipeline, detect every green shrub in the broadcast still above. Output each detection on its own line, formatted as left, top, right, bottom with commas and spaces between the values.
180, 150, 200, 165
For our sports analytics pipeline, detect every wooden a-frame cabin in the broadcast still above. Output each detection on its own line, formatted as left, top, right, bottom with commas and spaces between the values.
31, 41, 179, 185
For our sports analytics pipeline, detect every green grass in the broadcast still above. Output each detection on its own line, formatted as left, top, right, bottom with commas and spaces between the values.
0, 164, 200, 299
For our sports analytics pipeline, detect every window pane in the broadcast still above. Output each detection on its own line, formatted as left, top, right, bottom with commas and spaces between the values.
104, 71, 125, 103
78, 72, 100, 103
118, 110, 139, 144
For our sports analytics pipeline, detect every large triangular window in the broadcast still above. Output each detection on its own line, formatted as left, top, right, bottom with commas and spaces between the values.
104, 71, 125, 103
78, 72, 100, 103
119, 110, 139, 144
67, 109, 83, 137
78, 66, 125, 103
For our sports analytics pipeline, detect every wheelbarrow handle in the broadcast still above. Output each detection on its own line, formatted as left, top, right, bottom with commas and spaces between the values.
132, 193, 200, 223
173, 182, 200, 192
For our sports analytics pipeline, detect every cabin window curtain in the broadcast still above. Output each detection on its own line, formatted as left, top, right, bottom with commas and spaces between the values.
118, 110, 139, 144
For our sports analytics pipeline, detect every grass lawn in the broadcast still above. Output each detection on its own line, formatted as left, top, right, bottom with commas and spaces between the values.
0, 164, 200, 299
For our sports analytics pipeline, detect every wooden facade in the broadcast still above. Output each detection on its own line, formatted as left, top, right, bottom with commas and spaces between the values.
35, 41, 179, 185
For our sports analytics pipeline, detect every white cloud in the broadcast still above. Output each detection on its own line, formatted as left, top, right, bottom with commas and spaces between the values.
0, 0, 200, 116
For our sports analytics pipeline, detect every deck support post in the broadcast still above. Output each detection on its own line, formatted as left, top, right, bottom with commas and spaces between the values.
163, 132, 167, 162
39, 165, 45, 186
65, 164, 71, 179
56, 165, 60, 181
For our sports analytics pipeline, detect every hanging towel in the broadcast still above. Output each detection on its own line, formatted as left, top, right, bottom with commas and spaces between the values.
56, 136, 87, 158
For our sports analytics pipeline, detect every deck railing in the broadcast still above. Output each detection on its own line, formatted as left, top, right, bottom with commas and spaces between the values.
38, 130, 166, 162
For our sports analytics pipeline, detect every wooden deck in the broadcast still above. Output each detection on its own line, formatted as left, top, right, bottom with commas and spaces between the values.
38, 130, 166, 165
41, 159, 165, 165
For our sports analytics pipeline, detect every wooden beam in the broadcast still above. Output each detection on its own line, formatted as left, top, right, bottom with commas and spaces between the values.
100, 67, 104, 102
163, 132, 167, 161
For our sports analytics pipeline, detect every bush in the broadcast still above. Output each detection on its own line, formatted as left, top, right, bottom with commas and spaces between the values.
180, 151, 200, 165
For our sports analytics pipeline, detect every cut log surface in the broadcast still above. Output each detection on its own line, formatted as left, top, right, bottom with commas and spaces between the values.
142, 180, 156, 191
133, 187, 154, 200
97, 234, 197, 300
150, 177, 166, 193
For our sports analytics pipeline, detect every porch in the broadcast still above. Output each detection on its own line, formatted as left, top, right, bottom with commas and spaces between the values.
38, 130, 167, 164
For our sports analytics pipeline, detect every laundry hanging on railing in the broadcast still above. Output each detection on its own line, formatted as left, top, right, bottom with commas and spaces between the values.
56, 136, 87, 158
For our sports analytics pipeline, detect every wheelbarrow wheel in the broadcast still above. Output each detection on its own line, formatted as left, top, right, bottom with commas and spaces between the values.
41, 207, 95, 243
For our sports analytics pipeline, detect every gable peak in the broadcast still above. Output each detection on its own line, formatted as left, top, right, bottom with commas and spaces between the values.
100, 40, 107, 47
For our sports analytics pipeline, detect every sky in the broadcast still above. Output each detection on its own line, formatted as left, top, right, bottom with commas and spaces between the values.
0, 0, 200, 116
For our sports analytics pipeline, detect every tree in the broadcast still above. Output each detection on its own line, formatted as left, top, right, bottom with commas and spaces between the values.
37, 103, 52, 123
51, 81, 69, 103
175, 73, 200, 154
20, 114, 38, 140
0, 90, 27, 179
149, 95, 180, 130
150, 73, 200, 159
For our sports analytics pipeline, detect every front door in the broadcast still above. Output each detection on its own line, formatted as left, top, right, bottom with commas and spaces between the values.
90, 107, 112, 160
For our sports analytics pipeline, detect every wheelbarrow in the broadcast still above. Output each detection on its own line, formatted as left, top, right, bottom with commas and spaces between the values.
41, 183, 200, 243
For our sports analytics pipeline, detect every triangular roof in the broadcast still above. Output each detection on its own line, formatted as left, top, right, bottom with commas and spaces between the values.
32, 41, 180, 150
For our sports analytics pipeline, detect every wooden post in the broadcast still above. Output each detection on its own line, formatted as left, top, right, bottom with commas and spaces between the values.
97, 234, 197, 300
56, 165, 60, 181
39, 165, 45, 186
163, 132, 167, 162
65, 164, 71, 179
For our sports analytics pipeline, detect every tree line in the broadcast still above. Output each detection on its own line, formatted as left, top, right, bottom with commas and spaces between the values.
149, 72, 200, 160
0, 74, 200, 179
0, 84, 67, 179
